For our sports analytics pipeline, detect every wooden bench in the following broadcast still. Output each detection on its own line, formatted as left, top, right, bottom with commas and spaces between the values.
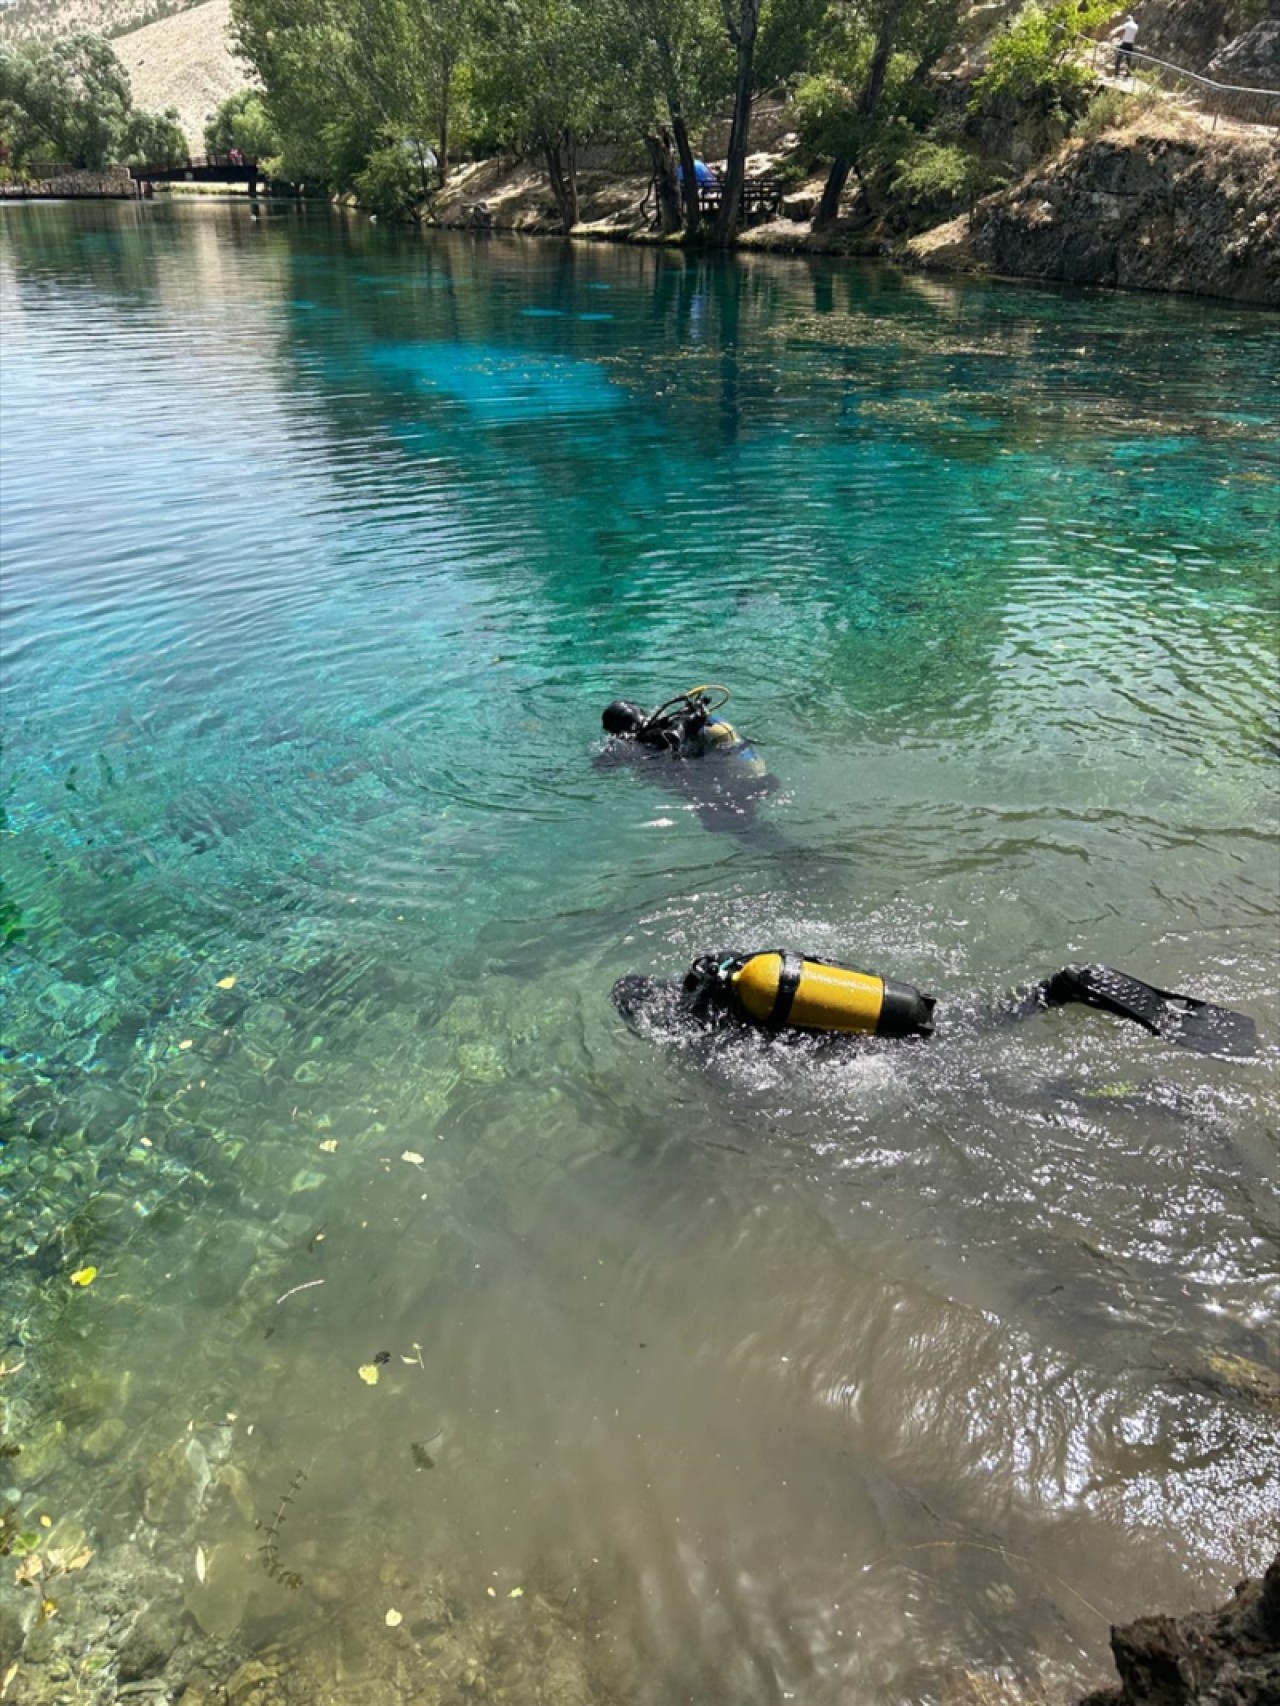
697, 175, 786, 222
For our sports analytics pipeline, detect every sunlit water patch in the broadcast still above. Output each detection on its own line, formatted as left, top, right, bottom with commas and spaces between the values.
1, 198, 1277, 1706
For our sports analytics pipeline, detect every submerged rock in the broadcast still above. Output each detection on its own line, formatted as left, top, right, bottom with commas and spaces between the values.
1081, 1551, 1280, 1705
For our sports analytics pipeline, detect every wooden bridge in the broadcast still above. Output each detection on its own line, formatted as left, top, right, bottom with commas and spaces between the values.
129, 154, 264, 192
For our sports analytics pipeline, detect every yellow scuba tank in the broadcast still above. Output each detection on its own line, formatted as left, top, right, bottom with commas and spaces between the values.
727, 951, 936, 1038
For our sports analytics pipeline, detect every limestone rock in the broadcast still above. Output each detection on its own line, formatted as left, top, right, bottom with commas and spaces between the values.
117, 1596, 187, 1681
183, 1540, 254, 1639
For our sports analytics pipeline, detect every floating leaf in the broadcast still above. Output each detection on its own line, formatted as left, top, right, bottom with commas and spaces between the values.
400, 1151, 424, 1166
384, 1608, 402, 1627
486, 1586, 496, 1598
508, 1587, 524, 1599
39, 1515, 51, 1529
357, 1364, 380, 1386
195, 1545, 207, 1583
216, 976, 237, 989
69, 1267, 97, 1288
64, 1548, 93, 1573
318, 1139, 338, 1154
14, 1553, 43, 1586
39, 1598, 57, 1623
178, 1039, 193, 1051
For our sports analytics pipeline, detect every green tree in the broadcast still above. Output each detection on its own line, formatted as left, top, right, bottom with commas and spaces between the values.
231, 0, 376, 187
122, 106, 188, 166
889, 137, 1006, 225
602, 0, 729, 237
471, 0, 615, 232
972, 0, 1113, 117
232, 0, 474, 194
799, 0, 960, 229
0, 33, 132, 168
204, 88, 280, 161
352, 137, 425, 215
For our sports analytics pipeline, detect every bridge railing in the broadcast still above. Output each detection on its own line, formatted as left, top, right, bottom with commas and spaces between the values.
1092, 42, 1280, 128
128, 155, 261, 179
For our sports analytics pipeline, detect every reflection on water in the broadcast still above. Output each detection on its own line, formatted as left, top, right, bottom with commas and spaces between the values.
1, 198, 1277, 1705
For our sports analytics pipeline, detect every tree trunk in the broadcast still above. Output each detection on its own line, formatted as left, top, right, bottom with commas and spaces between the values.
862, 0, 907, 118
671, 112, 701, 237
543, 130, 579, 232
812, 0, 907, 231
850, 154, 872, 212
643, 132, 682, 233
814, 156, 850, 228
713, 0, 761, 248
438, 55, 452, 183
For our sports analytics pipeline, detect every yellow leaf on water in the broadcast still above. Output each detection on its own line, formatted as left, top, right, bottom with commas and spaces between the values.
384, 1608, 402, 1627
318, 1139, 338, 1153
178, 1039, 193, 1050
400, 1151, 424, 1166
508, 1587, 524, 1599
357, 1364, 380, 1386
39, 1516, 51, 1529
69, 1267, 97, 1288
64, 1548, 93, 1573
195, 1545, 207, 1583
39, 1598, 57, 1623
216, 976, 237, 989
486, 1586, 496, 1597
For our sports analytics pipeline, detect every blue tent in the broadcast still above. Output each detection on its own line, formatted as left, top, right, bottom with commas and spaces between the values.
676, 159, 717, 187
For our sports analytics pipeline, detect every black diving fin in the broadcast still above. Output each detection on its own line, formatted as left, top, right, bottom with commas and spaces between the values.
1040, 964, 1258, 1058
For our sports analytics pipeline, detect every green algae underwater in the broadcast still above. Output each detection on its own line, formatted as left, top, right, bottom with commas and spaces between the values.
0, 197, 1277, 1706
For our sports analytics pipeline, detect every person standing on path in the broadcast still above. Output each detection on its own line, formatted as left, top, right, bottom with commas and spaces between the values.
1110, 13, 1139, 76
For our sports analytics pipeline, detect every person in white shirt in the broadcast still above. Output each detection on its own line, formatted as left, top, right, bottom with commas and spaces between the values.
1111, 14, 1139, 76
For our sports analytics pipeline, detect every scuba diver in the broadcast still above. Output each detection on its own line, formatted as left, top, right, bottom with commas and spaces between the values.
598, 685, 784, 844
613, 949, 1259, 1058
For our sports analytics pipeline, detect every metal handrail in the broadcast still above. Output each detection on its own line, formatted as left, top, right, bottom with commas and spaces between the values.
1092, 42, 1280, 128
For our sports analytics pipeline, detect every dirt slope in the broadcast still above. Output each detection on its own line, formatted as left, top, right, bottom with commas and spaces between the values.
113, 0, 246, 150
0, 0, 205, 44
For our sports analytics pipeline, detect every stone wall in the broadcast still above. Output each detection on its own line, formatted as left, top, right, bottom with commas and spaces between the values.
23, 165, 134, 196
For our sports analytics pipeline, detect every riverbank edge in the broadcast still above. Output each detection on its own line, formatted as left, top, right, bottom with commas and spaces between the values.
411, 117, 1279, 310
1079, 1548, 1280, 1705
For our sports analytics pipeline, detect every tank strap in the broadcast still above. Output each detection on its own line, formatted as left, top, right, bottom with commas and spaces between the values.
767, 951, 804, 1028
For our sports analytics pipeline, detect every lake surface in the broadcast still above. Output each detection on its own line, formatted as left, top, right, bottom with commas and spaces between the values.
1, 198, 1277, 1705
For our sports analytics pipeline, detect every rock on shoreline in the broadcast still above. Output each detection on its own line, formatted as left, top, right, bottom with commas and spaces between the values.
1080, 1551, 1280, 1706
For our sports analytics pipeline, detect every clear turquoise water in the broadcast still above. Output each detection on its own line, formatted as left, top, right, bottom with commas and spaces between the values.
1, 198, 1278, 1704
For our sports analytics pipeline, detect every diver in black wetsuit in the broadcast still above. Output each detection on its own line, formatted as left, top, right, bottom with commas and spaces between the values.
598, 686, 783, 841
612, 949, 1258, 1058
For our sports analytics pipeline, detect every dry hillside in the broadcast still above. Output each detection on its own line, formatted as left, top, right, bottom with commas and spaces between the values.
113, 0, 246, 150
0, 0, 204, 43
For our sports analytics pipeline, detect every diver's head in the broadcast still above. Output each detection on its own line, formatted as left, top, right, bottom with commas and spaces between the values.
603, 699, 648, 737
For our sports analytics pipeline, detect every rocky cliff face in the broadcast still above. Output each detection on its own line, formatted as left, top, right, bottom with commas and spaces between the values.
1122, 0, 1261, 72
1208, 14, 1280, 87
909, 121, 1279, 306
